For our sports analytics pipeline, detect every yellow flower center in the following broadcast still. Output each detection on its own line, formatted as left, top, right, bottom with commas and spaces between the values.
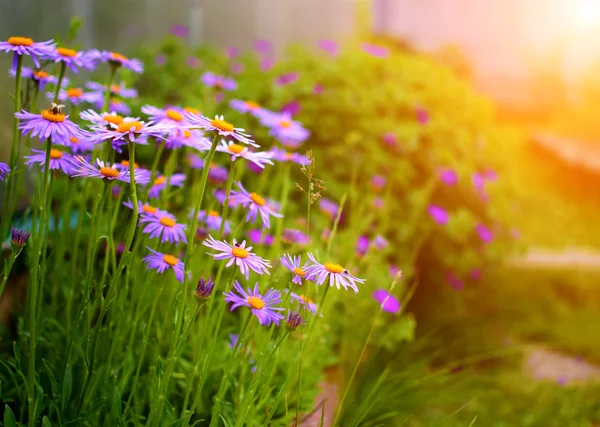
33, 70, 49, 79
247, 296, 265, 309
110, 84, 120, 93
153, 176, 166, 186
143, 204, 157, 214
208, 210, 220, 217
69, 136, 79, 144
117, 121, 143, 133
111, 98, 121, 105
184, 106, 200, 115
8, 37, 33, 46
57, 47, 77, 57
324, 263, 344, 274
183, 129, 192, 138
120, 160, 139, 169
284, 152, 293, 160
104, 115, 123, 125
245, 101, 260, 110
231, 246, 249, 258
41, 109, 65, 123
66, 88, 83, 98
163, 254, 179, 266
293, 267, 306, 277
227, 143, 245, 154
210, 118, 234, 132
249, 192, 266, 207
111, 52, 127, 62
166, 109, 183, 121
279, 120, 291, 128
300, 295, 313, 304
100, 167, 119, 178
159, 217, 176, 227
50, 149, 63, 159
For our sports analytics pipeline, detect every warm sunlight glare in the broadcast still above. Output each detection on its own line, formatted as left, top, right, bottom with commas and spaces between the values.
574, 0, 600, 29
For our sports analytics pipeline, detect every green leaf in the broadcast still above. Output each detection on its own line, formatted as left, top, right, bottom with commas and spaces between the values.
42, 359, 60, 399
62, 364, 73, 407
4, 404, 17, 427
42, 416, 53, 427
62, 418, 82, 427
67, 17, 84, 44
113, 388, 122, 418
156, 357, 164, 384
12, 342, 22, 373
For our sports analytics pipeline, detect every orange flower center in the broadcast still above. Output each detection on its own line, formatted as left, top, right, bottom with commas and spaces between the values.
143, 204, 157, 214
249, 192, 266, 206
41, 109, 65, 123
69, 136, 79, 144
245, 101, 260, 110
111, 52, 127, 62
153, 176, 166, 186
324, 262, 344, 274
183, 129, 192, 138
50, 149, 63, 159
300, 295, 313, 304
120, 160, 139, 169
293, 267, 306, 277
166, 109, 183, 121
103, 115, 123, 125
33, 70, 49, 79
163, 254, 179, 266
184, 106, 200, 115
159, 217, 176, 227
227, 143, 245, 154
279, 120, 291, 128
66, 88, 83, 98
247, 296, 265, 309
284, 152, 293, 160
210, 118, 234, 132
231, 246, 249, 258
111, 98, 121, 104
117, 121, 143, 133
8, 37, 33, 46
110, 84, 120, 93
57, 47, 77, 57
100, 167, 119, 178
208, 210, 220, 217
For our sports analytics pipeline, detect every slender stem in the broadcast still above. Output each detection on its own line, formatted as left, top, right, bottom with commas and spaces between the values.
101, 66, 116, 113
0, 249, 21, 300
217, 159, 238, 239
53, 62, 66, 104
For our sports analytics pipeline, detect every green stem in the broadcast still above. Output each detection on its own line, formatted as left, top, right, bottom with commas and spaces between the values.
101, 66, 116, 113
217, 159, 238, 239
0, 248, 21, 300
53, 62, 66, 104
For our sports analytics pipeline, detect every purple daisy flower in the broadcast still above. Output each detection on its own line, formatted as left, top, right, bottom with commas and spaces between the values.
113, 160, 151, 182
185, 113, 256, 147
66, 135, 95, 154
71, 157, 150, 184
372, 235, 389, 251
25, 147, 75, 175
275, 72, 298, 86
247, 229, 274, 246
201, 72, 237, 91
51, 87, 100, 105
139, 211, 187, 244
88, 118, 171, 147
15, 104, 83, 145
229, 99, 269, 120
96, 98, 131, 115
361, 43, 390, 58
50, 46, 95, 73
269, 147, 309, 165
216, 140, 274, 169
288, 292, 318, 315
280, 254, 310, 285
260, 58, 274, 72
305, 253, 365, 293
319, 198, 339, 219
123, 199, 167, 217
148, 173, 185, 199
10, 227, 30, 247
281, 100, 301, 116
195, 277, 215, 301
318, 39, 339, 57
356, 235, 369, 257
85, 81, 138, 99
203, 235, 272, 279
170, 24, 189, 38
428, 205, 449, 225
86, 49, 144, 73
226, 46, 239, 59
476, 224, 494, 243
372, 289, 401, 314
439, 168, 458, 186
141, 105, 190, 127
188, 155, 229, 183
260, 111, 310, 145
0, 162, 10, 180
229, 181, 283, 229
193, 209, 232, 235
281, 228, 309, 246
285, 310, 304, 330
224, 282, 285, 326
314, 83, 324, 94
254, 39, 272, 54
11, 67, 62, 91
142, 247, 185, 283
166, 129, 210, 151
0, 36, 55, 71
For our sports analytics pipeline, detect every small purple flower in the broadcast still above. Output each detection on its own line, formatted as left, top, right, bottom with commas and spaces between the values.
0, 162, 10, 180
281, 228, 309, 246
50, 46, 95, 73
373, 197, 384, 209
260, 111, 310, 145
275, 72, 298, 86
194, 209, 231, 235
224, 282, 285, 326
313, 84, 324, 95
254, 39, 272, 54
170, 24, 189, 38
142, 247, 185, 283
72, 157, 150, 184
445, 271, 464, 291
195, 277, 215, 301
188, 155, 228, 183
201, 72, 237, 91
415, 106, 430, 125
318, 39, 339, 57
229, 181, 283, 229
470, 269, 482, 281
372, 289, 401, 314
305, 253, 365, 293
141, 105, 190, 128
187, 56, 201, 69
51, 87, 99, 105
476, 224, 493, 243
16, 105, 84, 145
139, 211, 187, 244
216, 140, 274, 169
289, 292, 317, 315
230, 62, 244, 74
229, 99, 268, 119
319, 198, 339, 219
281, 100, 301, 116
10, 227, 31, 247
285, 311, 304, 330
87, 119, 171, 149
260, 58, 274, 71
269, 147, 309, 165
439, 168, 458, 186
148, 174, 186, 199
247, 229, 274, 246
185, 113, 256, 147
361, 43, 389, 58
389, 265, 400, 279
203, 235, 272, 279
371, 175, 386, 190
428, 205, 449, 225
280, 254, 310, 285
372, 235, 389, 251
155, 54, 166, 66
25, 147, 75, 175
12, 67, 61, 91
0, 37, 55, 71
226, 46, 239, 59
85, 81, 138, 99
94, 98, 131, 116
87, 50, 144, 73
356, 235, 369, 257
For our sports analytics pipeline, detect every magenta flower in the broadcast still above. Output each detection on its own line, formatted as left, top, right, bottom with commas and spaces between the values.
201, 72, 237, 91
319, 198, 339, 219
15, 105, 84, 145
226, 46, 239, 59
0, 162, 10, 180
361, 43, 389, 58
371, 175, 386, 190
372, 289, 401, 314
275, 72, 298, 86
373, 235, 389, 250
445, 271, 464, 291
280, 254, 310, 285
470, 269, 482, 281
289, 292, 317, 315
85, 81, 138, 99
142, 247, 185, 283
229, 181, 283, 229
389, 265, 400, 278
185, 113, 256, 146
260, 58, 274, 71
476, 224, 493, 243
439, 168, 458, 186
382, 132, 397, 146
428, 205, 449, 225
318, 39, 339, 57
72, 157, 150, 184
193, 209, 231, 235
269, 147, 308, 165
203, 235, 272, 279
281, 100, 301, 116
313, 84, 324, 94
247, 229, 274, 246
170, 24, 189, 38
254, 39, 272, 54
186, 56, 201, 68
148, 174, 186, 199
224, 282, 285, 326
305, 253, 365, 293
373, 197, 384, 209
230, 62, 244, 74
49, 46, 95, 73
281, 228, 309, 246
25, 147, 75, 175
356, 235, 369, 257
260, 111, 310, 145
87, 49, 143, 73
155, 54, 166, 65
0, 36, 55, 71
139, 210, 187, 244
415, 106, 430, 125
